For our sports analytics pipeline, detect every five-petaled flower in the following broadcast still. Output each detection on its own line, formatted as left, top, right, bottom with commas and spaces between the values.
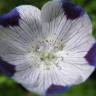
0, 0, 96, 95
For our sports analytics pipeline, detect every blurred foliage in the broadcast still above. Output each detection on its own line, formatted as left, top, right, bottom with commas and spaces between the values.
0, 0, 96, 96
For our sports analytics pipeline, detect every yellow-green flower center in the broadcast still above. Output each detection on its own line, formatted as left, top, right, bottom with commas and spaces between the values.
40, 52, 55, 61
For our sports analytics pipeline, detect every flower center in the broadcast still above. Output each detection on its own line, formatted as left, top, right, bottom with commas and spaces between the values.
27, 40, 64, 70
40, 52, 55, 61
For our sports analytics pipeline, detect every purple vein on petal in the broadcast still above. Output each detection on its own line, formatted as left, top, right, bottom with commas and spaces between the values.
85, 43, 96, 66
61, 1, 85, 20
0, 8, 20, 27
46, 84, 69, 95
0, 57, 16, 77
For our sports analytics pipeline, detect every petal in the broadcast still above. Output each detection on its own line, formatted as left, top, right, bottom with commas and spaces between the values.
41, 0, 93, 50
13, 69, 46, 95
41, 0, 65, 40
16, 5, 42, 42
18, 69, 69, 95
64, 34, 95, 52
55, 49, 95, 85
0, 5, 41, 76
85, 43, 96, 66
41, 0, 84, 22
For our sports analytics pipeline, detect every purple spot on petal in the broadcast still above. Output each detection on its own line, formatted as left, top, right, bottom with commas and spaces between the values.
0, 57, 16, 77
0, 8, 20, 27
85, 43, 96, 66
46, 84, 69, 95
62, 2, 85, 20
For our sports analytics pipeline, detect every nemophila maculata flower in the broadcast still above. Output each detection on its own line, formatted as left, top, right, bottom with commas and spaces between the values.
0, 0, 96, 95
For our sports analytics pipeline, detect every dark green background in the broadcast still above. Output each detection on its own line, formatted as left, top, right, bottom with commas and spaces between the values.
0, 0, 96, 96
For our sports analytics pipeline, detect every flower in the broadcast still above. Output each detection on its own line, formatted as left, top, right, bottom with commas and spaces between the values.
0, 0, 96, 95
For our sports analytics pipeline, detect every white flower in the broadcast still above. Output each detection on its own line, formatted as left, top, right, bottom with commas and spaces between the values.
0, 0, 96, 95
